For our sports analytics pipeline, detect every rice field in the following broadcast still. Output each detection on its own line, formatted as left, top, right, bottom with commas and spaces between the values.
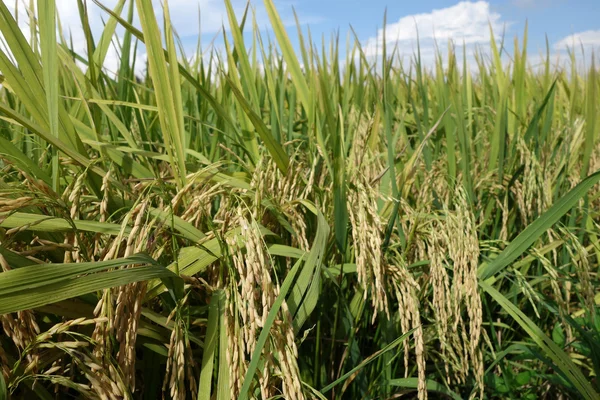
0, 0, 599, 399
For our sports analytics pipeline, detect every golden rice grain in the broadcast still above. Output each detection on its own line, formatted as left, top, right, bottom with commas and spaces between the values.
347, 177, 389, 321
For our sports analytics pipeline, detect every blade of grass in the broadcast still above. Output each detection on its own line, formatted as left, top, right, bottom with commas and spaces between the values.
198, 289, 224, 400
287, 201, 329, 331
36, 0, 59, 191
224, 75, 289, 173
389, 378, 462, 400
0, 254, 179, 314
237, 254, 305, 400
478, 169, 600, 280
320, 328, 415, 394
480, 281, 599, 400
135, 0, 187, 189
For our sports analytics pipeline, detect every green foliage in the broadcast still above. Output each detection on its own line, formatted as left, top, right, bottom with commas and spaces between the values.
0, 1, 599, 399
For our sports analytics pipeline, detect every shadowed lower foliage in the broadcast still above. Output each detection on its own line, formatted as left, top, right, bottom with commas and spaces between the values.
1, 0, 600, 399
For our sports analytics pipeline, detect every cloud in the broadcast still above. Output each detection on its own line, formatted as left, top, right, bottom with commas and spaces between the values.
554, 30, 600, 51
363, 1, 507, 60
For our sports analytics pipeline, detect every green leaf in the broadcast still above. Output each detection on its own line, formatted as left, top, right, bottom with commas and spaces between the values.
145, 226, 276, 300
263, 0, 311, 113
91, 0, 247, 144
389, 378, 463, 400
480, 281, 599, 399
198, 289, 224, 400
515, 371, 533, 386
0, 136, 52, 184
0, 103, 108, 180
553, 323, 566, 348
135, 0, 186, 189
0, 212, 129, 235
320, 328, 415, 394
238, 254, 305, 400
217, 287, 230, 400
224, 76, 290, 173
287, 201, 329, 331
0, 254, 156, 297
37, 0, 60, 191
0, 367, 6, 400
0, 254, 178, 314
89, 0, 127, 80
582, 58, 597, 177
478, 170, 600, 280
148, 207, 206, 243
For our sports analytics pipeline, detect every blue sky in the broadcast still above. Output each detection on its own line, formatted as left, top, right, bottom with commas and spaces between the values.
289, 0, 599, 52
168, 0, 600, 55
6, 0, 600, 72
250, 0, 598, 69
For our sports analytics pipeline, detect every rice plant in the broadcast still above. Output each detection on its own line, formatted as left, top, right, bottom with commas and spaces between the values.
0, 0, 599, 399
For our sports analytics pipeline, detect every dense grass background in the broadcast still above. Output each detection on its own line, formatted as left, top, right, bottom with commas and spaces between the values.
1, 0, 600, 399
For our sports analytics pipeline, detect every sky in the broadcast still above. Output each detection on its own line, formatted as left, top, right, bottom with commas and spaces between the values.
4, 0, 600, 74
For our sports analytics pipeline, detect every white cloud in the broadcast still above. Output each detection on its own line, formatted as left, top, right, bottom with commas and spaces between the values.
363, 1, 506, 59
554, 30, 600, 51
